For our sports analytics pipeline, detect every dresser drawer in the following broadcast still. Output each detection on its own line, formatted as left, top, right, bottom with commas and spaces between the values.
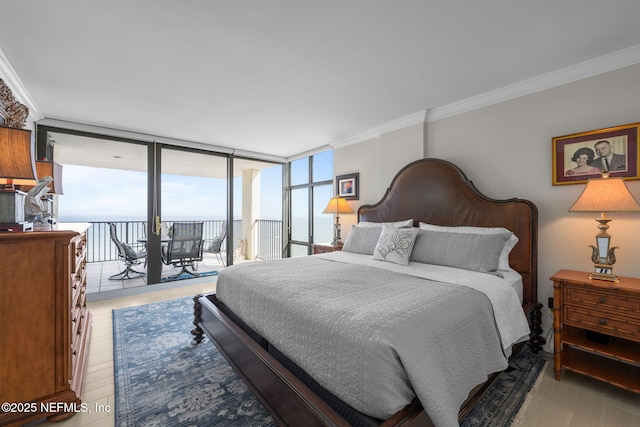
564, 285, 640, 315
564, 306, 640, 342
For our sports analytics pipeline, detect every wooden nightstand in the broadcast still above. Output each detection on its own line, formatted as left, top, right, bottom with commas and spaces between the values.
312, 243, 343, 254
551, 269, 640, 393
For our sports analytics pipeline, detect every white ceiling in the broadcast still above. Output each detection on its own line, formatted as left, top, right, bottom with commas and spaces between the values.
2, 1, 640, 159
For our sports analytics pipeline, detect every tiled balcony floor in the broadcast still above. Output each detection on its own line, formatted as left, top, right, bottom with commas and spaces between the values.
86, 252, 227, 294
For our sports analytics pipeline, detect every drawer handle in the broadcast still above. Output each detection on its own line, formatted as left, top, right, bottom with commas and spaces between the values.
599, 319, 607, 325
598, 297, 606, 303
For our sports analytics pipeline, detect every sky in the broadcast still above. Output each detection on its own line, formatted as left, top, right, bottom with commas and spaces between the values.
58, 163, 284, 222
58, 151, 333, 225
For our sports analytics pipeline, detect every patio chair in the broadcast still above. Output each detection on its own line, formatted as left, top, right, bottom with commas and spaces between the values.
161, 221, 204, 279
108, 222, 147, 280
205, 223, 227, 267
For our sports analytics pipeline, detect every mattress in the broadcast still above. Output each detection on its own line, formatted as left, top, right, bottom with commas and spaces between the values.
215, 253, 530, 426
316, 251, 529, 352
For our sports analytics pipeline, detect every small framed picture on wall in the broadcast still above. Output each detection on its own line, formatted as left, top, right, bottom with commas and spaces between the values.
336, 172, 359, 200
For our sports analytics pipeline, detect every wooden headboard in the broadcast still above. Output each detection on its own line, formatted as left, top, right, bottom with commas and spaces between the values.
358, 158, 538, 307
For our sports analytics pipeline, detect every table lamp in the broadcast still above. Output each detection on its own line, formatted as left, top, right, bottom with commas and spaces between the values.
569, 171, 640, 282
322, 196, 353, 246
0, 126, 37, 225
21, 161, 64, 195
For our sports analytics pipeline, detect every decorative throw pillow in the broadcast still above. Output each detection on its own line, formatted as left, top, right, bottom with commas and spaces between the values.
357, 219, 413, 228
410, 229, 511, 273
371, 227, 419, 265
342, 226, 383, 255
418, 222, 518, 271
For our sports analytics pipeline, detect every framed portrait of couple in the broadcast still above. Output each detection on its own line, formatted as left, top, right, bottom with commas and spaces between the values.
552, 122, 640, 185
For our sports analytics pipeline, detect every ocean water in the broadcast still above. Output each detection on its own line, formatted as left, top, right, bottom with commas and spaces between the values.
62, 215, 332, 262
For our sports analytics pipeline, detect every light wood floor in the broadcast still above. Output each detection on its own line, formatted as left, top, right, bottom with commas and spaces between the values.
30, 280, 217, 427
32, 280, 640, 427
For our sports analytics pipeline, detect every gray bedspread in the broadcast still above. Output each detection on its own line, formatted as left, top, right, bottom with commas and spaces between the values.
216, 256, 509, 427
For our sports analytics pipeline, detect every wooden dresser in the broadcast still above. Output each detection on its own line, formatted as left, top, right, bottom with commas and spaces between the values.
0, 223, 92, 425
551, 269, 640, 393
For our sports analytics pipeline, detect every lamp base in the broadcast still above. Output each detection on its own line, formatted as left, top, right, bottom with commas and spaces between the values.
589, 265, 619, 282
0, 222, 33, 232
0, 189, 27, 223
332, 219, 342, 246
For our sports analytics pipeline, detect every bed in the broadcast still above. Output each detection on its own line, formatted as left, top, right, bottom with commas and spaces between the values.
192, 158, 544, 427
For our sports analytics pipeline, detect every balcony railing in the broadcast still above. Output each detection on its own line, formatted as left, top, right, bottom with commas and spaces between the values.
85, 219, 282, 263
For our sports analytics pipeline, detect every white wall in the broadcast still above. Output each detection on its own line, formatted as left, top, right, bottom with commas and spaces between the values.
334, 123, 425, 232
335, 63, 640, 351
379, 123, 426, 189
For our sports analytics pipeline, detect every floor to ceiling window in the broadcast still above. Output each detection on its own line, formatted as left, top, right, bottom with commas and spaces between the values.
288, 150, 333, 256
39, 124, 285, 294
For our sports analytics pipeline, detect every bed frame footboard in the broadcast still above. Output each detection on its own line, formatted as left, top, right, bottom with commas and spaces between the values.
192, 294, 432, 427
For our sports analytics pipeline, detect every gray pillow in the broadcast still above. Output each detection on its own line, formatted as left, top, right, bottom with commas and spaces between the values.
371, 227, 419, 265
342, 226, 383, 255
418, 222, 518, 271
410, 230, 511, 273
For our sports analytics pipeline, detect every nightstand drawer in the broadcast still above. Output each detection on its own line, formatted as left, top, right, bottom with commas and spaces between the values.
564, 306, 640, 341
564, 285, 640, 314
312, 243, 342, 254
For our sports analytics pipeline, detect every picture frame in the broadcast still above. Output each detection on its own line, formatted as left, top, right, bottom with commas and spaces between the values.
552, 122, 640, 185
336, 172, 359, 200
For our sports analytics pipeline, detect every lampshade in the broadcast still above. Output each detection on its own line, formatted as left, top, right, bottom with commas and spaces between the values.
0, 126, 37, 187
569, 173, 640, 213
322, 197, 354, 215
20, 161, 64, 195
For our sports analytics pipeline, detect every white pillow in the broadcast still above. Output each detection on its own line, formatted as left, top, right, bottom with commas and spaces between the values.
418, 222, 518, 271
357, 219, 413, 228
371, 227, 419, 265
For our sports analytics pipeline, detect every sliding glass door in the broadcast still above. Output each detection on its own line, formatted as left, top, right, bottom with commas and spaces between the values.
148, 146, 229, 284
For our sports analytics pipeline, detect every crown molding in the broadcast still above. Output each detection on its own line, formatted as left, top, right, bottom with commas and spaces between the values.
0, 48, 43, 121
377, 110, 429, 134
330, 110, 429, 149
330, 129, 380, 149
427, 43, 640, 122
330, 44, 640, 150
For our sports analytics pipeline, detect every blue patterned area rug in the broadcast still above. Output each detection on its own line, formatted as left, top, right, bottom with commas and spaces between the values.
113, 297, 275, 426
159, 270, 218, 282
460, 346, 547, 426
113, 297, 546, 427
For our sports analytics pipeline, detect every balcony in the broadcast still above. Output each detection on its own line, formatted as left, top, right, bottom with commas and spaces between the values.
85, 219, 282, 294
